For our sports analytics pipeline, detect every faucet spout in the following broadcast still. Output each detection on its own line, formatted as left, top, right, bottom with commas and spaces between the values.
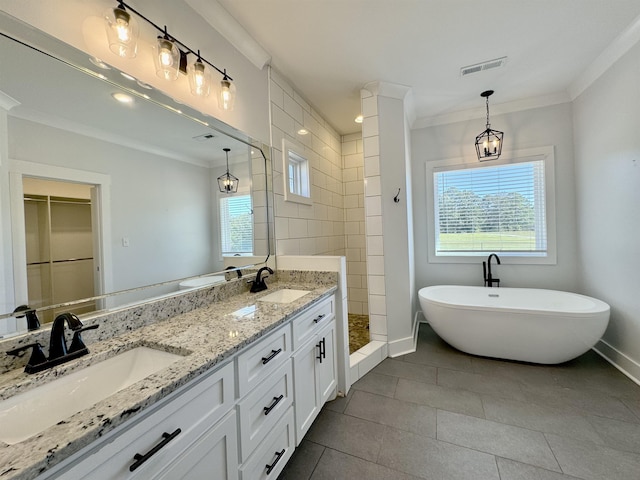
250, 266, 274, 293
484, 254, 501, 287
49, 313, 84, 360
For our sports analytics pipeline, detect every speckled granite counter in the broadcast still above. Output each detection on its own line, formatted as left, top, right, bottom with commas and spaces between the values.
0, 271, 338, 479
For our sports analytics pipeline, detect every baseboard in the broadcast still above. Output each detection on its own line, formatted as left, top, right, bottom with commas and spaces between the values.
388, 318, 422, 358
593, 339, 640, 387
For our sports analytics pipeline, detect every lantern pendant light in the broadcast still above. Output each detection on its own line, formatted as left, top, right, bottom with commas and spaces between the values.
218, 148, 239, 194
475, 90, 504, 161
104, 1, 138, 58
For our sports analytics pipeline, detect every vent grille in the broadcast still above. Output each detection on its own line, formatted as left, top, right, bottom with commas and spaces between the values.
192, 133, 216, 142
460, 57, 507, 77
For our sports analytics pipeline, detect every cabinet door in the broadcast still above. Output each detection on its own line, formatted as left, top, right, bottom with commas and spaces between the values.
154, 410, 238, 480
292, 337, 321, 445
317, 320, 337, 405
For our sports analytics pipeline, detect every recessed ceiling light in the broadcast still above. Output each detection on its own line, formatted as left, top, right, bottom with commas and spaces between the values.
120, 72, 136, 81
354, 115, 363, 124
297, 128, 309, 135
111, 92, 134, 104
89, 56, 110, 70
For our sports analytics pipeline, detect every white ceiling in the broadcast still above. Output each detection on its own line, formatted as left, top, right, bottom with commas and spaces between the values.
214, 0, 640, 135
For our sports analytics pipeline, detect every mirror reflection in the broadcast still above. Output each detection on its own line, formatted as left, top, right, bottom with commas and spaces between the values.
0, 15, 272, 334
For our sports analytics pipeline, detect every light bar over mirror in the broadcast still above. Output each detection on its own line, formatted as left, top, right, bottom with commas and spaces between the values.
0, 12, 273, 333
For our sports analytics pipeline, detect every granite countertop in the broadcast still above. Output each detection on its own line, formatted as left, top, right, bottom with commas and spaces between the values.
0, 274, 337, 479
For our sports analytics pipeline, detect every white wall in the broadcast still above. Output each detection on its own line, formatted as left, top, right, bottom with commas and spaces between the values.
270, 69, 345, 258
341, 133, 368, 315
8, 117, 220, 292
572, 40, 640, 377
411, 103, 579, 292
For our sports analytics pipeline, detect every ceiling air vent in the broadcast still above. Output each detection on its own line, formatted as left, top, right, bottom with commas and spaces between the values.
460, 57, 507, 77
192, 133, 216, 142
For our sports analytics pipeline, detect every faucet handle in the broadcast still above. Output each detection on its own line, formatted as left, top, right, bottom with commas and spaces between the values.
69, 324, 99, 354
7, 343, 47, 370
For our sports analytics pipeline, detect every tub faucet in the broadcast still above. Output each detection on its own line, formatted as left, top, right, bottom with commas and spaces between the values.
250, 266, 274, 293
483, 254, 501, 287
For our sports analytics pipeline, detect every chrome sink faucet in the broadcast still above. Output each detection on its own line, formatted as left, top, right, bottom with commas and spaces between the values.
483, 254, 501, 287
250, 266, 274, 293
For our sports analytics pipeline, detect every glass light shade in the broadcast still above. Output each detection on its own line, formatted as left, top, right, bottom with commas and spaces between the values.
154, 37, 180, 81
188, 59, 211, 97
104, 6, 138, 58
218, 77, 236, 111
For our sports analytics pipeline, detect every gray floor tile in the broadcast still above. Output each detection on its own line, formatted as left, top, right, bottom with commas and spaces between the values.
482, 396, 604, 444
471, 356, 559, 388
377, 426, 500, 480
351, 371, 398, 398
323, 388, 354, 414
401, 344, 475, 372
372, 358, 437, 384
438, 367, 527, 401
496, 457, 583, 480
344, 390, 436, 438
621, 396, 640, 422
394, 377, 485, 418
551, 362, 640, 398
587, 414, 640, 454
546, 433, 640, 480
306, 409, 386, 462
520, 382, 638, 422
436, 410, 560, 471
277, 440, 324, 480
310, 447, 422, 480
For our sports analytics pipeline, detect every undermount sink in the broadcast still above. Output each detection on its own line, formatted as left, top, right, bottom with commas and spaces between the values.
0, 346, 183, 445
258, 289, 310, 304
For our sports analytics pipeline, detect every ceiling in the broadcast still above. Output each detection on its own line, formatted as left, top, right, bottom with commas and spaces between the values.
214, 0, 640, 135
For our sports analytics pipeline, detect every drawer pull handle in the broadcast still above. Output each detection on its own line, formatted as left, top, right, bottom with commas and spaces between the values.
129, 428, 181, 472
321, 337, 327, 359
263, 394, 284, 415
316, 342, 323, 363
261, 348, 282, 365
313, 313, 326, 323
265, 448, 286, 475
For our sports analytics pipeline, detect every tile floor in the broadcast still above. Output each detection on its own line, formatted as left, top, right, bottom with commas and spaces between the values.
278, 323, 640, 480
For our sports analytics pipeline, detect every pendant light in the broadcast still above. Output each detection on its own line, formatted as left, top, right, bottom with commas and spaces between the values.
104, 1, 138, 58
475, 90, 504, 161
188, 51, 211, 97
154, 27, 180, 81
218, 148, 239, 194
218, 70, 236, 111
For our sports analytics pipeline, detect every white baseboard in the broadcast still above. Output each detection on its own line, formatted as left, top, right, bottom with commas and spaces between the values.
388, 318, 422, 358
593, 339, 640, 386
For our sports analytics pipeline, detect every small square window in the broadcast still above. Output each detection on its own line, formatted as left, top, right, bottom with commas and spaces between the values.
283, 139, 312, 205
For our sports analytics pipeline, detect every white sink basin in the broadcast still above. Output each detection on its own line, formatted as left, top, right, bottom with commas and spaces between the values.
258, 289, 309, 304
0, 346, 183, 445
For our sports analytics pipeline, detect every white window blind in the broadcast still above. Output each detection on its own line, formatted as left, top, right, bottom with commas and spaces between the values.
219, 194, 253, 255
433, 160, 547, 256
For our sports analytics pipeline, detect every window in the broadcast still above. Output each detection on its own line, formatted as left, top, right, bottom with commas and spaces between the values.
427, 147, 556, 264
219, 194, 253, 255
283, 139, 312, 205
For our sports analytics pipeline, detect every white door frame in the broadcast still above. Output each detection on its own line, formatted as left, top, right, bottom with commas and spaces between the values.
9, 160, 113, 308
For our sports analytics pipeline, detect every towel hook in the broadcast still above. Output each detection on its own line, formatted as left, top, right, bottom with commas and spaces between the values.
393, 188, 401, 203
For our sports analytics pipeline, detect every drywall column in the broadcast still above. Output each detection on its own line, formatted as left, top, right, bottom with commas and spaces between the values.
361, 82, 416, 356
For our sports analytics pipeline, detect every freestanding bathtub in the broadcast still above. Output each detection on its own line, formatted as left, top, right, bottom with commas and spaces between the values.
418, 285, 610, 364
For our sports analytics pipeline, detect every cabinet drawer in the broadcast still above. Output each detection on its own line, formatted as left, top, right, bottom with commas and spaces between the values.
237, 323, 291, 397
56, 361, 235, 479
238, 359, 293, 461
240, 406, 295, 480
291, 295, 335, 349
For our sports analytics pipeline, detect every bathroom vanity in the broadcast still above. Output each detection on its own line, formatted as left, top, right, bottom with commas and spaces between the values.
0, 271, 341, 479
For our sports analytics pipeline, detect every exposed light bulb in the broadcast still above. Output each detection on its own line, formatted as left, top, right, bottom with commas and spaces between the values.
218, 74, 236, 111
188, 57, 211, 97
155, 36, 180, 81
105, 5, 138, 58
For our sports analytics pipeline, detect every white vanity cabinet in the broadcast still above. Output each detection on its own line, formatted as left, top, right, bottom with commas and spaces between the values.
291, 296, 337, 444
43, 361, 237, 480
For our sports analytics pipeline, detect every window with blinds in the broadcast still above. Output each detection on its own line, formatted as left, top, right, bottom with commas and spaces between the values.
219, 194, 253, 255
433, 159, 547, 256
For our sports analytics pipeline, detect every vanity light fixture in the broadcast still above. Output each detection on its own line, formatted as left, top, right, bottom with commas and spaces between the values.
475, 90, 504, 161
104, 1, 138, 58
187, 52, 211, 97
218, 148, 239, 194
104, 1, 235, 108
